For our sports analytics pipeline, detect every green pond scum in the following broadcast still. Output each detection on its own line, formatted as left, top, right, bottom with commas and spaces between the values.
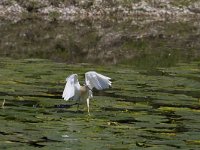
1, 57, 200, 149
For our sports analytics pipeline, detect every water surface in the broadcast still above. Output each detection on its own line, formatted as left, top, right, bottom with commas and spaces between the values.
1, 57, 200, 149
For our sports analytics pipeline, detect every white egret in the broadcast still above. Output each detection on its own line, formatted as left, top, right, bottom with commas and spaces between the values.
62, 71, 112, 114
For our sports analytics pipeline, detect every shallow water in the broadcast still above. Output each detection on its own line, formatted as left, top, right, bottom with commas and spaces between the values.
1, 57, 200, 149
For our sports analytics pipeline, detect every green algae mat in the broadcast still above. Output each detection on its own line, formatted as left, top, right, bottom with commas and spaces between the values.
1, 57, 200, 149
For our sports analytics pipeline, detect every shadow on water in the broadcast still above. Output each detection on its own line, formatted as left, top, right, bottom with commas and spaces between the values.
7, 136, 62, 148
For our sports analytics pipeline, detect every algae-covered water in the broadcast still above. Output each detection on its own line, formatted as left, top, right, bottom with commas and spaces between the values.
1, 57, 200, 149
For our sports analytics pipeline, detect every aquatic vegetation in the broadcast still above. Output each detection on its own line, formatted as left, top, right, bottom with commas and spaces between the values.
0, 57, 200, 149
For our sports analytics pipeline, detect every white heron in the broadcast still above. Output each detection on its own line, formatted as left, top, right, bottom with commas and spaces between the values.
62, 71, 112, 114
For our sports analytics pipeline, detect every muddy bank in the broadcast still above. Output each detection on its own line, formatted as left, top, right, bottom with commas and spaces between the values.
0, 0, 200, 22
0, 0, 200, 65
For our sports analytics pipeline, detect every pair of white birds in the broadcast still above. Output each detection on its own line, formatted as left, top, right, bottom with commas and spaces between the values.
62, 71, 112, 114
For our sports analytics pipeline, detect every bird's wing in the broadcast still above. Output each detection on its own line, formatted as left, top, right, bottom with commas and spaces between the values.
62, 74, 80, 101
85, 71, 111, 90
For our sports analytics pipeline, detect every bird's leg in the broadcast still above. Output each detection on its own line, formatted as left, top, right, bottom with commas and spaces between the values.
2, 99, 5, 109
86, 98, 90, 115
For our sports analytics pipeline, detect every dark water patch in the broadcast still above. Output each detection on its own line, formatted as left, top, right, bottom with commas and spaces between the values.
5, 93, 62, 99
28, 141, 45, 148
33, 71, 54, 76
25, 74, 42, 79
109, 147, 130, 150
140, 69, 172, 77
154, 126, 182, 131
46, 89, 63, 96
0, 131, 10, 135
163, 117, 190, 124
40, 136, 62, 143
53, 108, 83, 114
7, 100, 38, 107
146, 124, 188, 134
159, 110, 180, 118
135, 141, 151, 148
32, 94, 61, 99
4, 115, 43, 123
96, 91, 137, 101
110, 117, 138, 124
22, 59, 49, 64
159, 110, 191, 124
13, 80, 59, 87
145, 128, 175, 134
136, 83, 152, 89
7, 136, 62, 148
0, 92, 9, 96
165, 144, 181, 149
151, 102, 200, 110
140, 135, 164, 140
180, 75, 200, 83
152, 140, 183, 149
118, 96, 154, 103
97, 91, 128, 99
102, 106, 151, 112
23, 128, 40, 132
53, 103, 75, 109
174, 124, 189, 133
152, 89, 200, 99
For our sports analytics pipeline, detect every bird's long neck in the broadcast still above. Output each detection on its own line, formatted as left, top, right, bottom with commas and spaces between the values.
80, 85, 87, 90
80, 85, 88, 96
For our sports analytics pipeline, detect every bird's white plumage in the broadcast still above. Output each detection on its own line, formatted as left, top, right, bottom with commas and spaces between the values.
85, 71, 111, 90
62, 74, 80, 101
62, 71, 111, 113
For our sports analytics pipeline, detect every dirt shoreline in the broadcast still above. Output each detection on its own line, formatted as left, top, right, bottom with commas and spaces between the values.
1, 0, 200, 65
0, 0, 200, 23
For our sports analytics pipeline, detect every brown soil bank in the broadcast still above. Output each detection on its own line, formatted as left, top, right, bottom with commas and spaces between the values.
0, 0, 200, 66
